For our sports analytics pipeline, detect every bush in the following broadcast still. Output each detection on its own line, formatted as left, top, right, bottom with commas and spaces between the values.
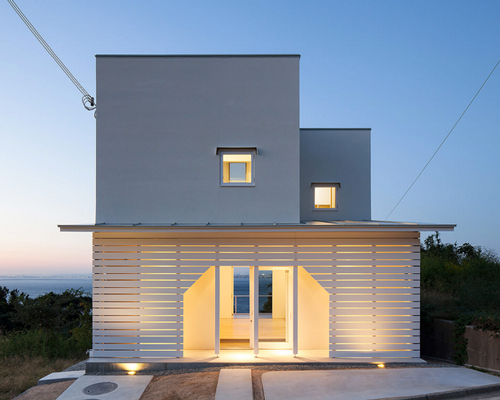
421, 233, 500, 364
421, 233, 500, 316
0, 288, 91, 359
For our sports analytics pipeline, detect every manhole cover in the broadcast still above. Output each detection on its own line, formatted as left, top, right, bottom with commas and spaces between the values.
82, 382, 118, 395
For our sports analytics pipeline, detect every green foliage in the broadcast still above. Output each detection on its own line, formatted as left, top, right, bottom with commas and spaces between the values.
421, 232, 500, 315
0, 288, 91, 359
421, 233, 500, 364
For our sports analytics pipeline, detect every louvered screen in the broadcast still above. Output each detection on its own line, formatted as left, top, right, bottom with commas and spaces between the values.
92, 232, 420, 359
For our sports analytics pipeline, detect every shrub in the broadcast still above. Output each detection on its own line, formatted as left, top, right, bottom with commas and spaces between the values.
421, 233, 500, 315
421, 233, 500, 364
0, 288, 91, 359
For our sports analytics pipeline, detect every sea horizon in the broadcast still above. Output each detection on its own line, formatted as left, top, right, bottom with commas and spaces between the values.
0, 276, 92, 298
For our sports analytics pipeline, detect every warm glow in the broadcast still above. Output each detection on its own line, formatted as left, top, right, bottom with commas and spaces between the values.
269, 349, 293, 356
120, 363, 142, 373
314, 186, 336, 208
377, 363, 385, 368
226, 352, 255, 360
222, 153, 252, 183
223, 154, 252, 162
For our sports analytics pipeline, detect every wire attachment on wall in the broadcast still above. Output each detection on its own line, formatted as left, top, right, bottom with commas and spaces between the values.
82, 95, 96, 111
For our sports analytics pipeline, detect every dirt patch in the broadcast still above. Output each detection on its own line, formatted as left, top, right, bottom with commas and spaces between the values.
14, 380, 75, 400
0, 356, 83, 400
139, 371, 219, 400
252, 369, 265, 400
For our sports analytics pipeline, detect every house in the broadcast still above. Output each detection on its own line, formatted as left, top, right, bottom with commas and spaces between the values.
59, 55, 454, 370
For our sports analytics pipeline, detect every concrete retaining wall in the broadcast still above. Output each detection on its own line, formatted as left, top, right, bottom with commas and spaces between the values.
421, 319, 500, 372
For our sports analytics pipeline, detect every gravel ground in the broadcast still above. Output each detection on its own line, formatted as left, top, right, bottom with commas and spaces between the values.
88, 361, 462, 377
62, 355, 456, 375
18, 359, 499, 400
13, 381, 74, 400
62, 359, 87, 372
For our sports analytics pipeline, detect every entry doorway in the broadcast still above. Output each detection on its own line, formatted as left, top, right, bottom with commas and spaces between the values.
218, 266, 293, 352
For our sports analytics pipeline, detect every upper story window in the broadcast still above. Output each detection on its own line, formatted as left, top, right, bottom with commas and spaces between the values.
217, 147, 257, 186
312, 183, 340, 210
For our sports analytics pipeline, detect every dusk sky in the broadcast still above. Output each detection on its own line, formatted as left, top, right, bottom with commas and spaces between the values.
1, 1, 499, 275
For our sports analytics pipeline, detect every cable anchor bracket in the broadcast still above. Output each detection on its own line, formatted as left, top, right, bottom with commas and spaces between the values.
82, 94, 96, 111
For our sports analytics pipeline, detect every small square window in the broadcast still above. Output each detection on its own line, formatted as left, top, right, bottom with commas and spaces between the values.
312, 183, 339, 210
220, 151, 255, 186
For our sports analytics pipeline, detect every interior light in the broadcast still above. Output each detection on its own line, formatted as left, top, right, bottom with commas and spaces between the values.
127, 371, 136, 375
377, 363, 385, 368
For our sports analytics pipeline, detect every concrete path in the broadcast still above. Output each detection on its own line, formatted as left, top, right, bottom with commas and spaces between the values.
262, 367, 500, 400
215, 369, 253, 400
38, 370, 85, 385
56, 375, 153, 400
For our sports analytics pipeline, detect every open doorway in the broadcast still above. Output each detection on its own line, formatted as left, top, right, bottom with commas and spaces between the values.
219, 266, 292, 350
220, 266, 250, 349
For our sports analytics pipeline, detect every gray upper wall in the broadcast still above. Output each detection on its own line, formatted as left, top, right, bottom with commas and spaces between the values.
300, 129, 371, 221
96, 55, 301, 224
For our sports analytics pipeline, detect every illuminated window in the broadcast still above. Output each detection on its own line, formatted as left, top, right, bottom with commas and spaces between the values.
218, 149, 256, 186
313, 183, 339, 209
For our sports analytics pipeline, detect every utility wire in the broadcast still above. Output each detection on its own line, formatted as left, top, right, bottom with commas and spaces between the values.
385, 58, 500, 220
7, 0, 96, 111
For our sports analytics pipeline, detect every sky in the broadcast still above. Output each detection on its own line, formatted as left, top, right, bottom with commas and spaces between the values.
1, 0, 499, 275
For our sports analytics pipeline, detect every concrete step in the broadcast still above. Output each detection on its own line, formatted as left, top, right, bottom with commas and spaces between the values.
38, 370, 85, 385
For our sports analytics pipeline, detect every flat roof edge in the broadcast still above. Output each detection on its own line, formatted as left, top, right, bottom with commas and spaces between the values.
95, 54, 301, 58
300, 128, 371, 131
59, 223, 455, 233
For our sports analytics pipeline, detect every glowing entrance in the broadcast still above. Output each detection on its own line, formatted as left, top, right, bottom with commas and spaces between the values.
216, 266, 297, 355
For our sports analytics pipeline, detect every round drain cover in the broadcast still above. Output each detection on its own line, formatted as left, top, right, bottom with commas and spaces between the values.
82, 382, 118, 395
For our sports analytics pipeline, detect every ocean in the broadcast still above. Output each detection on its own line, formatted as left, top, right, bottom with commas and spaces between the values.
0, 277, 272, 309
0, 278, 92, 298
234, 277, 272, 313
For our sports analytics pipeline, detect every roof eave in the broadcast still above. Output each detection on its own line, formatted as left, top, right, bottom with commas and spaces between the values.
58, 222, 456, 233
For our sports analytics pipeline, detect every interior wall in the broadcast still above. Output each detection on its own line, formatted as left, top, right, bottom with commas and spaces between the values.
183, 266, 215, 350
298, 266, 329, 350
272, 270, 287, 319
220, 266, 233, 319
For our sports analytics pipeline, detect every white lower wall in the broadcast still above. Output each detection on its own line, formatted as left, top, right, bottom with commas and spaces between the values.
220, 266, 233, 319
184, 267, 215, 350
298, 266, 329, 350
272, 270, 287, 319
92, 231, 420, 359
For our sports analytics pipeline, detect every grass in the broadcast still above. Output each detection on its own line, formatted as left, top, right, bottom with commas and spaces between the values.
0, 356, 83, 400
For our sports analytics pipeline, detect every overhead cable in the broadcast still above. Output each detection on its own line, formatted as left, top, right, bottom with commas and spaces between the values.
7, 0, 96, 111
385, 58, 500, 220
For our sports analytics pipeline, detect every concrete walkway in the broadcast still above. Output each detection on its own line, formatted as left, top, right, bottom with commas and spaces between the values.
55, 375, 153, 400
215, 369, 253, 400
38, 364, 500, 400
261, 367, 500, 400
38, 370, 85, 385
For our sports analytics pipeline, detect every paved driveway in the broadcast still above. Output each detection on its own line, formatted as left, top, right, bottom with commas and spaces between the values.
262, 367, 500, 400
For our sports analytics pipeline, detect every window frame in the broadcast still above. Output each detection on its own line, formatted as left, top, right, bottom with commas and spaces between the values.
311, 182, 340, 211
219, 149, 256, 187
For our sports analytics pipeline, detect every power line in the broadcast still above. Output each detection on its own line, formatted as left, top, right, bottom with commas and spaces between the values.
7, 0, 96, 111
385, 58, 500, 220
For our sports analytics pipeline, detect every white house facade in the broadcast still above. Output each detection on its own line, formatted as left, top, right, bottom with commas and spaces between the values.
60, 55, 454, 370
